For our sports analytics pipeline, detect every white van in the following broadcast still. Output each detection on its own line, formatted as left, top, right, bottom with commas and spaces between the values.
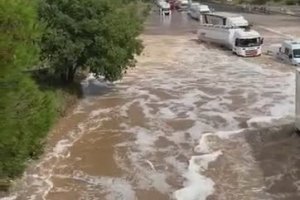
188, 3, 210, 20
176, 0, 189, 10
159, 1, 171, 16
277, 40, 300, 66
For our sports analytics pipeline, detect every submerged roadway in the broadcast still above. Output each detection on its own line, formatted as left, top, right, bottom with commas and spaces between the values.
2, 3, 300, 200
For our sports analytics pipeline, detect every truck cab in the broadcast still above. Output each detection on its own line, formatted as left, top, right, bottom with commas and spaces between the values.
159, 1, 171, 16
277, 40, 300, 66
233, 29, 263, 57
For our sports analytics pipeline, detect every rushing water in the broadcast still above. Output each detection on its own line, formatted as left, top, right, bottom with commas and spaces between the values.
2, 9, 300, 200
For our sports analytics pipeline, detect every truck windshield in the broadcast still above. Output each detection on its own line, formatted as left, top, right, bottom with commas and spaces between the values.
294, 49, 300, 58
236, 38, 261, 47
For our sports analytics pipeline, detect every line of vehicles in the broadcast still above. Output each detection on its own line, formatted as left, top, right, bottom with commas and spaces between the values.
154, 0, 300, 65
155, 0, 211, 17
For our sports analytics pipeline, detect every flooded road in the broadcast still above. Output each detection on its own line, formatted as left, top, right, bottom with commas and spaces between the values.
3, 8, 300, 200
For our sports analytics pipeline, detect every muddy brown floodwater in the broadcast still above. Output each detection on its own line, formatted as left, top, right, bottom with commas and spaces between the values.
2, 7, 300, 200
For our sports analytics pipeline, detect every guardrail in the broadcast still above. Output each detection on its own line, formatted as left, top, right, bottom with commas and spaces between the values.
200, 0, 300, 17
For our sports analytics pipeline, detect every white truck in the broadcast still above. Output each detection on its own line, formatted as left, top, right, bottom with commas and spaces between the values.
277, 40, 300, 66
202, 12, 249, 28
197, 24, 263, 57
175, 0, 189, 10
188, 2, 211, 20
158, 1, 171, 16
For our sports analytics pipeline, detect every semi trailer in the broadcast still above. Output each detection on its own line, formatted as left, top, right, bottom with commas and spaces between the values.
202, 12, 249, 28
197, 24, 263, 57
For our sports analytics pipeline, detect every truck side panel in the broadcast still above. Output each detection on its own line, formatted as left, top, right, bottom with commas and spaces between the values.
198, 26, 234, 49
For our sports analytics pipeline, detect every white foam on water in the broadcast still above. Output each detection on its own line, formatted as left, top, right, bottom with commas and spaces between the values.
190, 151, 223, 172
215, 129, 245, 139
247, 115, 294, 129
269, 103, 295, 117
53, 139, 73, 155
159, 107, 177, 119
187, 121, 211, 140
150, 173, 172, 193
145, 160, 156, 171
174, 151, 222, 200
81, 74, 111, 88
89, 108, 113, 118
70, 171, 136, 200
247, 116, 282, 127
120, 124, 158, 148
73, 103, 86, 114
134, 98, 154, 119
0, 196, 17, 200
194, 133, 214, 154
119, 101, 135, 117
294, 180, 300, 191
123, 86, 160, 101
135, 128, 158, 148
165, 156, 187, 173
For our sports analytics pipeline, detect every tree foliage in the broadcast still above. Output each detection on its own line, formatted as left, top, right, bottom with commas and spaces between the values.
0, 0, 56, 178
39, 0, 145, 83
0, 0, 148, 181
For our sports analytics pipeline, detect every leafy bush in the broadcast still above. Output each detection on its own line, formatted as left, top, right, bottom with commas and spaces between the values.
0, 0, 147, 181
0, 0, 56, 178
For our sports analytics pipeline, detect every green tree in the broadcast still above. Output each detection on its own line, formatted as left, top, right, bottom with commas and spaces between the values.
39, 0, 145, 83
0, 0, 55, 179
